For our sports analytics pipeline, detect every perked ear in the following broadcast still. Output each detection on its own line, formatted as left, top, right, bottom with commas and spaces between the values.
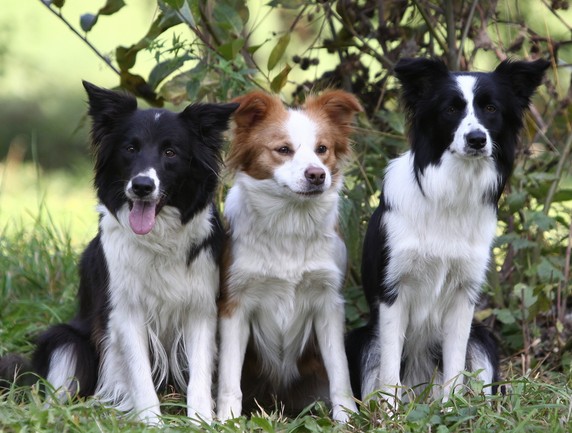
394, 58, 449, 108
231, 91, 282, 129
494, 59, 550, 108
82, 80, 137, 122
304, 90, 363, 127
180, 102, 239, 144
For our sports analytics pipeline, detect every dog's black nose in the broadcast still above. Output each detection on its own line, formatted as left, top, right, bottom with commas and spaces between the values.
305, 166, 326, 186
466, 130, 487, 150
131, 176, 156, 197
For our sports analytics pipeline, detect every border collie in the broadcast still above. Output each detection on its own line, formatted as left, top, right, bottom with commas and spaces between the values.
346, 58, 549, 406
30, 82, 237, 423
216, 90, 362, 422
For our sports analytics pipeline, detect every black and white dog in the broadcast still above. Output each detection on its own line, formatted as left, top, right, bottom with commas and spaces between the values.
346, 58, 549, 406
31, 82, 237, 423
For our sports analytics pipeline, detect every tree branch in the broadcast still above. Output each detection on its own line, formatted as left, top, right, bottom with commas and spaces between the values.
38, 0, 120, 76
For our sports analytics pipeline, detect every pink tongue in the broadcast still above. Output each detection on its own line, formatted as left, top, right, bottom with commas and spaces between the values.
129, 200, 157, 235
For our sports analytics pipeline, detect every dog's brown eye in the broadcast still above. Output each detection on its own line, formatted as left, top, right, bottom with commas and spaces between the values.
485, 104, 496, 113
316, 145, 328, 154
164, 148, 176, 158
276, 146, 291, 155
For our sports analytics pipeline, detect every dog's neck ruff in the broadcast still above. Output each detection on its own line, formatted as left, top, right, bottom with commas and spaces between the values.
225, 171, 341, 239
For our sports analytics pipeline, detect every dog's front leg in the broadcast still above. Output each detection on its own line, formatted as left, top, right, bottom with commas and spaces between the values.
372, 299, 408, 409
185, 312, 217, 423
441, 291, 475, 401
315, 301, 357, 422
217, 309, 250, 421
111, 309, 161, 424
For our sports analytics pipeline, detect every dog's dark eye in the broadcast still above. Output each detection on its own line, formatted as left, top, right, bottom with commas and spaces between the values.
316, 145, 328, 154
126, 145, 136, 153
446, 106, 457, 114
485, 104, 496, 113
164, 148, 176, 158
276, 146, 291, 155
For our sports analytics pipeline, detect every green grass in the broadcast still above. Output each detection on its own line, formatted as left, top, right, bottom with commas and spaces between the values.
1, 165, 571, 432
1, 374, 571, 432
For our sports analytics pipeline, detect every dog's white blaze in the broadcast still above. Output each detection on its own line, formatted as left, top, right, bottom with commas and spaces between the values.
272, 109, 332, 194
46, 346, 78, 399
95, 204, 218, 422
125, 168, 161, 201
451, 75, 492, 157
154, 112, 162, 122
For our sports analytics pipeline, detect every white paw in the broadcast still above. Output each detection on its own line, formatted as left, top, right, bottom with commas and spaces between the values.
136, 408, 163, 426
187, 404, 213, 424
332, 397, 357, 423
217, 395, 242, 422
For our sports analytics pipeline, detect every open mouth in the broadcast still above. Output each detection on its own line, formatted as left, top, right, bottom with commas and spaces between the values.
127, 197, 166, 235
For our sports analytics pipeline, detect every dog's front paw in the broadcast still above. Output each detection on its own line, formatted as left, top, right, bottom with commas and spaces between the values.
331, 397, 357, 423
136, 408, 163, 426
217, 394, 242, 422
187, 403, 213, 424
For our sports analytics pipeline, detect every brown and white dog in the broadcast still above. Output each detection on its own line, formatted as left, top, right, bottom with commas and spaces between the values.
216, 91, 362, 422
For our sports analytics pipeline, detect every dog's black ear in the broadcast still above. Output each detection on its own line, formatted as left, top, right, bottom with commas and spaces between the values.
494, 59, 550, 108
394, 58, 449, 109
82, 81, 137, 126
180, 102, 239, 147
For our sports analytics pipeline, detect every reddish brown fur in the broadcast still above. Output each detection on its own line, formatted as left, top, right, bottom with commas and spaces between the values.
225, 90, 363, 180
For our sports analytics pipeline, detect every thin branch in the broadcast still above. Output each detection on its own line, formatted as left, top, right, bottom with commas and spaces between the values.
457, 0, 479, 70
412, 0, 448, 53
541, 0, 572, 32
542, 132, 572, 215
444, 0, 458, 69
38, 0, 120, 76
558, 213, 572, 324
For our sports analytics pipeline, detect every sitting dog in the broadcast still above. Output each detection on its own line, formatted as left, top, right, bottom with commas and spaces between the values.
216, 90, 362, 422
30, 82, 237, 423
346, 58, 549, 406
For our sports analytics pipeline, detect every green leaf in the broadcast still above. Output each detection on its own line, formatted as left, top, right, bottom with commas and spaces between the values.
537, 257, 564, 282
185, 62, 208, 101
495, 308, 516, 324
247, 42, 266, 54
79, 13, 98, 32
218, 38, 245, 60
523, 210, 556, 231
552, 188, 572, 203
176, 0, 197, 27
250, 416, 274, 432
514, 283, 537, 310
148, 55, 192, 90
212, 1, 247, 36
267, 33, 290, 71
505, 190, 527, 213
98, 0, 125, 16
116, 46, 138, 71
270, 64, 291, 93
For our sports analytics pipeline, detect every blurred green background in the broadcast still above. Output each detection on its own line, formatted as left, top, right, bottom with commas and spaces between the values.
0, 1, 161, 242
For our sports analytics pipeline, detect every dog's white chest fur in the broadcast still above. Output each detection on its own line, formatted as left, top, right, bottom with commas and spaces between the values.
224, 175, 345, 383
383, 152, 498, 350
99, 204, 218, 313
